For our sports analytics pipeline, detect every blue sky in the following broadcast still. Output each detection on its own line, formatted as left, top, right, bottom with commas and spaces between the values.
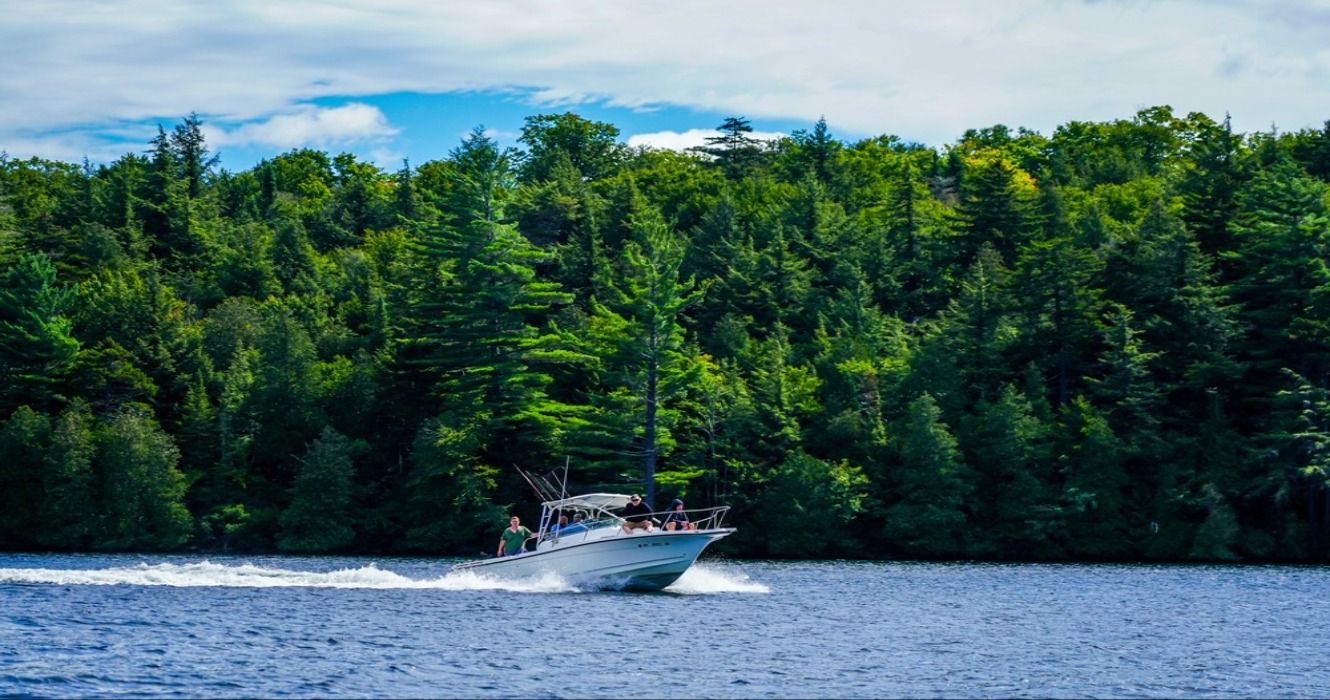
3, 0, 1329, 172
206, 91, 814, 172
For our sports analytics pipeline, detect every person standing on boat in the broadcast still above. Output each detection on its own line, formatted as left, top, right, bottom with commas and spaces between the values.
547, 514, 570, 536
662, 499, 696, 531
497, 516, 533, 557
621, 494, 654, 533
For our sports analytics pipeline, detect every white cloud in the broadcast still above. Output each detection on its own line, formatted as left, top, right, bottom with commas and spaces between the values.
627, 129, 788, 152
3, 0, 1329, 158
0, 134, 132, 163
206, 103, 398, 149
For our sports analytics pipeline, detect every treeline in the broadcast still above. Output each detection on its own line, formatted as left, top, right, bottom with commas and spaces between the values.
2, 109, 1330, 560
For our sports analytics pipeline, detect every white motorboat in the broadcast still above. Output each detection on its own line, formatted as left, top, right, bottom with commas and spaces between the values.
451, 493, 735, 591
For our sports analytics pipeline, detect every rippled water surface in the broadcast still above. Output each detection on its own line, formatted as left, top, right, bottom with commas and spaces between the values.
2, 554, 1327, 698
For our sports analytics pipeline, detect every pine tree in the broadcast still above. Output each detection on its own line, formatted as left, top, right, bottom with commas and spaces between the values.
579, 210, 703, 505
1059, 396, 1133, 558
278, 426, 362, 551
1178, 113, 1248, 258
1012, 185, 1103, 408
955, 154, 1037, 265
0, 253, 79, 413
410, 127, 580, 482
939, 244, 1014, 402
39, 402, 97, 548
961, 385, 1052, 555
403, 416, 503, 551
692, 117, 766, 180
170, 113, 218, 200
883, 394, 975, 555
0, 406, 51, 548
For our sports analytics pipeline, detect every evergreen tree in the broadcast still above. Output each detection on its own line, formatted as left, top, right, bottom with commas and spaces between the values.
1178, 113, 1248, 258
0, 406, 51, 548
939, 244, 1015, 402
410, 127, 580, 488
579, 210, 703, 505
278, 426, 362, 551
96, 408, 193, 550
39, 402, 97, 548
961, 385, 1053, 556
402, 416, 503, 551
693, 117, 766, 179
170, 113, 218, 200
955, 154, 1037, 265
884, 394, 975, 555
1059, 396, 1133, 558
758, 451, 868, 557
0, 253, 78, 413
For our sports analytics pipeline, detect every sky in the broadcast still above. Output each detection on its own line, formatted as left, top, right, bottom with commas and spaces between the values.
2, 0, 1329, 172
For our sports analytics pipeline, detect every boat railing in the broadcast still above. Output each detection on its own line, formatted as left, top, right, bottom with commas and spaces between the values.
662, 505, 731, 531
537, 505, 731, 547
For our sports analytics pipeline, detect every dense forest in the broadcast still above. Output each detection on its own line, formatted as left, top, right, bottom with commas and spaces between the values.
2, 108, 1330, 561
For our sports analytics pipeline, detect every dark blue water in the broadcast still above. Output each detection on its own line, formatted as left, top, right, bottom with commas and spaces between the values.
1, 554, 1326, 698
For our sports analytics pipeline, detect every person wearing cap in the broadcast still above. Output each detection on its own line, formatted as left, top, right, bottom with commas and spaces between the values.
620, 494, 654, 533
662, 498, 696, 531
497, 516, 534, 557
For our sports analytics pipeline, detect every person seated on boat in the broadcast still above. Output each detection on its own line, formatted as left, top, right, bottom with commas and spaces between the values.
662, 498, 696, 531
497, 516, 534, 557
547, 514, 570, 536
559, 512, 588, 536
620, 494, 654, 533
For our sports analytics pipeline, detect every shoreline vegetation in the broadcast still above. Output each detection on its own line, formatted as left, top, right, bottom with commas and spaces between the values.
2, 109, 1330, 562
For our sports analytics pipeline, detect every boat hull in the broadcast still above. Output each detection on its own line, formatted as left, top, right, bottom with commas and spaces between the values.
452, 529, 734, 591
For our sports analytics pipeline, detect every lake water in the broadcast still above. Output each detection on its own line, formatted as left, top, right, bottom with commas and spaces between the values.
1, 554, 1326, 698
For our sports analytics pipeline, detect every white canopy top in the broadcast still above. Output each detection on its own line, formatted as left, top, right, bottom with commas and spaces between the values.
540, 492, 633, 512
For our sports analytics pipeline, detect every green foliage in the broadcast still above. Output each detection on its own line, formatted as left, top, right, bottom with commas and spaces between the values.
576, 209, 703, 503
40, 402, 98, 548
96, 408, 193, 550
278, 426, 363, 551
1190, 483, 1240, 560
403, 417, 504, 552
691, 116, 769, 180
3, 109, 1330, 561
884, 394, 975, 556
758, 451, 868, 558
519, 112, 624, 182
0, 253, 79, 412
0, 406, 52, 548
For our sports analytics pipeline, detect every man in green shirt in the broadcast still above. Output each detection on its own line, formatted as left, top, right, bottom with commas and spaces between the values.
497, 516, 533, 557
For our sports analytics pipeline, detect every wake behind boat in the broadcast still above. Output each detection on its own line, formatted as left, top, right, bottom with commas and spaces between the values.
452, 493, 735, 591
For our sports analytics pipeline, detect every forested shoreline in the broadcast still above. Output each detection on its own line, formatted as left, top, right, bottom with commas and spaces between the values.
2, 108, 1330, 561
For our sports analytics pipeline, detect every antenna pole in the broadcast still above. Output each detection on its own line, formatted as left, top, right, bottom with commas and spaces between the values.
560, 456, 570, 502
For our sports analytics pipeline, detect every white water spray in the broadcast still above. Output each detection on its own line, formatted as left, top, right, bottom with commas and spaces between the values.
0, 560, 767, 594
666, 562, 771, 594
0, 561, 573, 593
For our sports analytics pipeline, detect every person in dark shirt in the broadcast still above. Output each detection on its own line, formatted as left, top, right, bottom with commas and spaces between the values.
662, 498, 696, 531
620, 494, 654, 533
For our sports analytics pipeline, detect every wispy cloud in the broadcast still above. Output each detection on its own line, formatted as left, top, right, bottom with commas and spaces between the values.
2, 0, 1329, 160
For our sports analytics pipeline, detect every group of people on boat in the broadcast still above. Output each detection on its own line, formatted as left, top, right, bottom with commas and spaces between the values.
621, 495, 697, 533
495, 495, 696, 557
